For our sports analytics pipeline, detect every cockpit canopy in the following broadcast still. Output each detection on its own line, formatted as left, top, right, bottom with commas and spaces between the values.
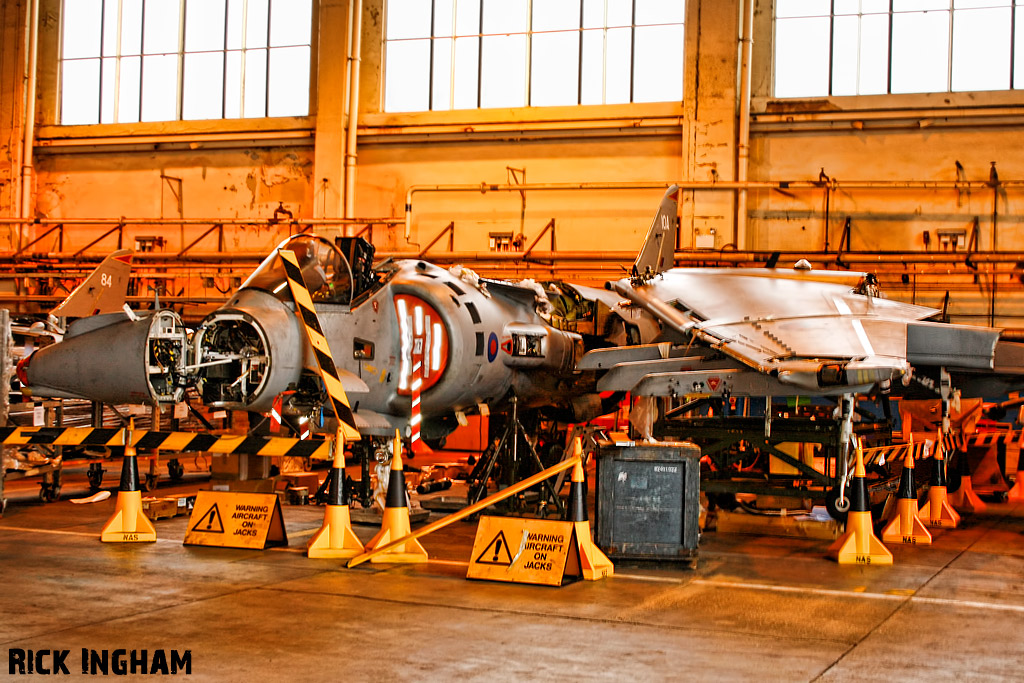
240, 235, 355, 305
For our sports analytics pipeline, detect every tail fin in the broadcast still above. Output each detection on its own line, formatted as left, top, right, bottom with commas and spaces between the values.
632, 185, 679, 280
50, 249, 133, 318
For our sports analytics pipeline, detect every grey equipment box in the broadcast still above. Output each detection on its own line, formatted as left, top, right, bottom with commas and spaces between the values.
595, 441, 701, 567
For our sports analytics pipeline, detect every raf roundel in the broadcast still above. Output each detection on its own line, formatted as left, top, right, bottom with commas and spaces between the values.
487, 332, 499, 363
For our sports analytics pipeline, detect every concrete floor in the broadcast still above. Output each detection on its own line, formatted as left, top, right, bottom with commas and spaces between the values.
2, 470, 1024, 682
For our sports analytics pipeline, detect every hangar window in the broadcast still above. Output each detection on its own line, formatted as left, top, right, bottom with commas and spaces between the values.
59, 0, 313, 125
383, 0, 685, 112
774, 0, 1024, 97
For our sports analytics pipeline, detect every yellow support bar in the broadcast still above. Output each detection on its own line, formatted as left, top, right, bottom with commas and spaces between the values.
347, 455, 581, 568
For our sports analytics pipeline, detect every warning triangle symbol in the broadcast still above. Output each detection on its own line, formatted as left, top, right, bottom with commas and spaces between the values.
190, 503, 225, 534
475, 530, 514, 566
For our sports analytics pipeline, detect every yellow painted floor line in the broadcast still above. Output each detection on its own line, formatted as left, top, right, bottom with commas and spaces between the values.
692, 578, 1024, 614
693, 578, 904, 601
616, 572, 688, 584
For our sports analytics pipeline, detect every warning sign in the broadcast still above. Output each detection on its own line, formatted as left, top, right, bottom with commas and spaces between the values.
190, 503, 225, 533
183, 491, 287, 550
474, 530, 514, 566
467, 516, 581, 586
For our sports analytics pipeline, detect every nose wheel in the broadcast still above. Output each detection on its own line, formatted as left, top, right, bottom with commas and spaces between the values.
825, 487, 850, 523
86, 463, 105, 492
167, 459, 185, 481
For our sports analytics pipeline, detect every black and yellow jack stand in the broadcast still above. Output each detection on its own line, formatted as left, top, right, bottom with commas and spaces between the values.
948, 450, 986, 514
881, 447, 931, 546
918, 440, 961, 529
363, 432, 428, 563
565, 454, 614, 580
307, 429, 364, 559
829, 444, 893, 565
100, 419, 157, 543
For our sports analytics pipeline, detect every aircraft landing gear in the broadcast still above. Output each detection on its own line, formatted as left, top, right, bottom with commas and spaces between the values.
86, 463, 105, 492
39, 470, 62, 503
167, 459, 185, 481
825, 487, 850, 523
465, 397, 566, 519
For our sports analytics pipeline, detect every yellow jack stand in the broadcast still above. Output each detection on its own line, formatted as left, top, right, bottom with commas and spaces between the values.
918, 441, 960, 529
100, 419, 156, 543
307, 429, 364, 559
1007, 476, 1024, 503
565, 444, 613, 580
829, 443, 893, 565
948, 451, 986, 514
881, 447, 931, 546
364, 432, 428, 563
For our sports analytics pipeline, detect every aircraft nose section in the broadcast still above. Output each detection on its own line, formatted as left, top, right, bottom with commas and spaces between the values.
193, 289, 305, 413
21, 310, 189, 404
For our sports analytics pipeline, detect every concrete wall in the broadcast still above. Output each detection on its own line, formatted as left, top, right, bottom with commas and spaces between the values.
2, 0, 1024, 322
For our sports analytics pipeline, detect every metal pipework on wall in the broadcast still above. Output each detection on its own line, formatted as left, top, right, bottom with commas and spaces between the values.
19, 0, 40, 237
343, 0, 364, 221
0, 216, 403, 258
735, 0, 755, 249
404, 177, 1024, 243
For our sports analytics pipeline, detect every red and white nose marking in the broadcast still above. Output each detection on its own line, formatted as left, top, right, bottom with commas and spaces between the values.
394, 295, 449, 454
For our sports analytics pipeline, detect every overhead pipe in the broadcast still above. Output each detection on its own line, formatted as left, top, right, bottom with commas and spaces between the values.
19, 0, 40, 246
403, 178, 1024, 241
343, 0, 364, 222
0, 217, 403, 226
2, 247, 1020, 268
735, 0, 755, 249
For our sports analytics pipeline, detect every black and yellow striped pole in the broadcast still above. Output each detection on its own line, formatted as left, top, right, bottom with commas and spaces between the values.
100, 418, 157, 543
278, 248, 361, 441
0, 426, 332, 459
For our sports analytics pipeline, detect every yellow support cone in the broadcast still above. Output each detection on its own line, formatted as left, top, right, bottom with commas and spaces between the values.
565, 439, 613, 580
829, 442, 893, 565
307, 428, 364, 559
881, 442, 931, 546
947, 449, 986, 514
363, 432, 428, 563
1007, 476, 1024, 503
918, 435, 961, 529
100, 419, 157, 543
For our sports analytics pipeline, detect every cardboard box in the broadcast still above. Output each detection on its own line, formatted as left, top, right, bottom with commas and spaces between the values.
142, 496, 179, 520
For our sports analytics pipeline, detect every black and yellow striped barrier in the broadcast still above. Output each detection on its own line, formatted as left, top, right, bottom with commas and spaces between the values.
279, 248, 361, 441
0, 426, 331, 458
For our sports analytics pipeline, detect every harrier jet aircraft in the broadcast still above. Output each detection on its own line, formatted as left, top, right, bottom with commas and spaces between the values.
18, 236, 654, 446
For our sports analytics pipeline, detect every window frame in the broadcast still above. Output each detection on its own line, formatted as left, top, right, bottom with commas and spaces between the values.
380, 0, 687, 114
53, 0, 318, 128
771, 0, 1024, 99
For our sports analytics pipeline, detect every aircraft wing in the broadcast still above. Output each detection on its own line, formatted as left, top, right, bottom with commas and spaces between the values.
610, 267, 996, 394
